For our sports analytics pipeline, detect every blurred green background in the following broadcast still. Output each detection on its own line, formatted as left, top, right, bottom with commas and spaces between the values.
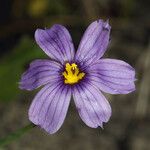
0, 0, 149, 149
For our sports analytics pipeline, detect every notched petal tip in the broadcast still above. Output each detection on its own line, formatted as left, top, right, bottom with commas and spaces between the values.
103, 20, 111, 30
96, 19, 111, 30
99, 123, 104, 129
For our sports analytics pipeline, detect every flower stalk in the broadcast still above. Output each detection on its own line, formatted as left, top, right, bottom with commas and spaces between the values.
0, 123, 35, 147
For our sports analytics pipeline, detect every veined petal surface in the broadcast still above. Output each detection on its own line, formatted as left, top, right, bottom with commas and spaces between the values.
19, 59, 62, 90
73, 82, 111, 128
29, 82, 71, 134
75, 19, 111, 67
87, 59, 136, 94
35, 24, 75, 64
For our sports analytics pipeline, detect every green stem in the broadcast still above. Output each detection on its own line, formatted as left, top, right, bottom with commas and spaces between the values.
0, 123, 36, 147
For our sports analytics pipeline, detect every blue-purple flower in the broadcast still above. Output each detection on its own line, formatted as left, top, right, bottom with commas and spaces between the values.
19, 19, 135, 134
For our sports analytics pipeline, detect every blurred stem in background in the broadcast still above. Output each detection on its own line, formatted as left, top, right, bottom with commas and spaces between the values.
0, 123, 35, 147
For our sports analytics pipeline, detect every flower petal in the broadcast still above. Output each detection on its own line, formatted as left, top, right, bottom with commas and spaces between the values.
19, 59, 62, 91
35, 25, 75, 64
28, 82, 71, 134
73, 82, 111, 128
75, 19, 111, 66
87, 58, 136, 94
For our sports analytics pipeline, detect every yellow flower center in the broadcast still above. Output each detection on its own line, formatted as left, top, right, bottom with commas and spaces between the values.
62, 63, 85, 84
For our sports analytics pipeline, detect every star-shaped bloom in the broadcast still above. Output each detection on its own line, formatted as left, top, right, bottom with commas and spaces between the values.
19, 19, 135, 134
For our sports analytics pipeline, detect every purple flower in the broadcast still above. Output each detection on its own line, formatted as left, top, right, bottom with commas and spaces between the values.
19, 19, 135, 134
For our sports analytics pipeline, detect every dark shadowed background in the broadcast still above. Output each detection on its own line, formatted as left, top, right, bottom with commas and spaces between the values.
0, 0, 150, 150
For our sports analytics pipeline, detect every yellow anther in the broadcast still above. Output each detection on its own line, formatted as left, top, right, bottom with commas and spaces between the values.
71, 63, 77, 70
62, 63, 85, 84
